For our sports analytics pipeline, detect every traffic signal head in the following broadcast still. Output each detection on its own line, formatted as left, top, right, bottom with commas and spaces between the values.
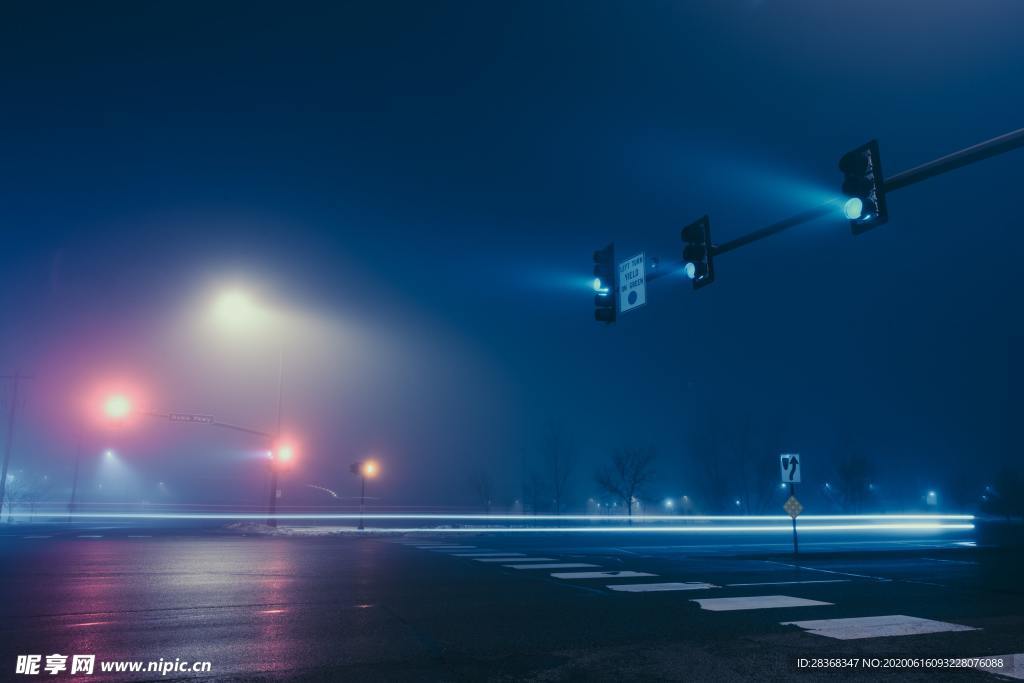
839, 140, 888, 234
592, 243, 616, 323
681, 216, 714, 289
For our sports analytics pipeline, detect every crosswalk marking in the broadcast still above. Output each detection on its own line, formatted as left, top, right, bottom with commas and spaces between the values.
607, 582, 715, 592
974, 653, 1023, 680
551, 570, 657, 580
693, 595, 832, 611
474, 557, 555, 562
503, 563, 599, 570
780, 615, 978, 640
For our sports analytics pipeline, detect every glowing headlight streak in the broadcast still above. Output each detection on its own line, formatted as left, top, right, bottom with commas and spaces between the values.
59, 511, 970, 528
55, 513, 974, 533
52, 513, 975, 521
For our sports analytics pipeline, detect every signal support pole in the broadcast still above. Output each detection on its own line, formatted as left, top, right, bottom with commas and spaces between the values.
0, 373, 32, 523
790, 482, 798, 556
267, 350, 285, 528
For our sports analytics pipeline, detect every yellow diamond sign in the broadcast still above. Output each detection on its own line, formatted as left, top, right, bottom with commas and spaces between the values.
783, 495, 803, 519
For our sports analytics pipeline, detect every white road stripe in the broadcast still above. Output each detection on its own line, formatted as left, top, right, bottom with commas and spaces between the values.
974, 653, 1023, 679
780, 615, 978, 640
77, 535, 103, 538
922, 557, 978, 566
504, 563, 599, 570
126, 535, 151, 538
607, 582, 715, 592
693, 595, 832, 611
727, 580, 849, 587
474, 557, 556, 562
551, 570, 657, 579
763, 560, 891, 582
452, 552, 524, 557
23, 535, 51, 539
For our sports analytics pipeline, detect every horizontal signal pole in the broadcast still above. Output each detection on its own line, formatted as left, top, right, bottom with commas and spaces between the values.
713, 202, 838, 257
884, 127, 1024, 192
141, 410, 273, 440
711, 126, 1024, 258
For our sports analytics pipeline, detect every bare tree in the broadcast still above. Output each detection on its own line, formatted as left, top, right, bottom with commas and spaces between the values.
469, 469, 493, 514
595, 447, 656, 518
541, 422, 575, 514
522, 469, 545, 515
835, 454, 873, 512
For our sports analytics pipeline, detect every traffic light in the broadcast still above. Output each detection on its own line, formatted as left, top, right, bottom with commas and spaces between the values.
272, 442, 296, 467
592, 243, 616, 323
681, 215, 714, 290
839, 140, 888, 234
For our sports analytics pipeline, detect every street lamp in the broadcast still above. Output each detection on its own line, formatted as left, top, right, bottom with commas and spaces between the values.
351, 459, 379, 531
209, 287, 287, 527
267, 441, 297, 526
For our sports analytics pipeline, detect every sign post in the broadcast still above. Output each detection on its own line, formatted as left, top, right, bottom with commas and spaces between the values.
617, 253, 646, 314
781, 454, 802, 556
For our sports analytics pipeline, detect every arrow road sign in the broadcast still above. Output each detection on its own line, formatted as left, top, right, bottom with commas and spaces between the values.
617, 253, 646, 313
780, 453, 801, 483
168, 413, 214, 424
784, 495, 803, 519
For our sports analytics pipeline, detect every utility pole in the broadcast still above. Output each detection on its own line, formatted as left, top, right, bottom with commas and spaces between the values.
359, 471, 366, 531
267, 350, 285, 527
68, 434, 83, 524
0, 373, 32, 523
790, 481, 799, 556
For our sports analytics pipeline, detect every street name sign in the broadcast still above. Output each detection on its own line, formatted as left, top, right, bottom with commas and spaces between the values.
168, 413, 214, 424
618, 253, 646, 313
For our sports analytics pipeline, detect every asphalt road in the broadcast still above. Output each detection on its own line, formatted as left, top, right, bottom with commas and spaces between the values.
1, 525, 1021, 682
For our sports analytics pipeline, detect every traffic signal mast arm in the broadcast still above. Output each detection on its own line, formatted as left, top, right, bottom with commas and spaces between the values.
713, 203, 838, 257
140, 410, 274, 439
883, 126, 1024, 192
707, 127, 1024, 260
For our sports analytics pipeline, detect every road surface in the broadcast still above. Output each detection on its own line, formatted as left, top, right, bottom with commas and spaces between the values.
0, 525, 1021, 681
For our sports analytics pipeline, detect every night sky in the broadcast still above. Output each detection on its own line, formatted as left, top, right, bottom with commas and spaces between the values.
2, 1, 1023, 511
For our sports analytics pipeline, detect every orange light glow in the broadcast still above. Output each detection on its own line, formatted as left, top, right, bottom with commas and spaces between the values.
363, 460, 378, 478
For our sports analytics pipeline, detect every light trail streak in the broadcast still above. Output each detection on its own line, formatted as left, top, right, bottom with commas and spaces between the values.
55, 512, 974, 521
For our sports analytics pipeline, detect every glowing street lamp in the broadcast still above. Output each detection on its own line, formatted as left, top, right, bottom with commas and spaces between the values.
209, 287, 288, 527
351, 459, 379, 530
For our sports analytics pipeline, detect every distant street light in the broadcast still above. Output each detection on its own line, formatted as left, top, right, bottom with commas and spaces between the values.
351, 460, 379, 530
